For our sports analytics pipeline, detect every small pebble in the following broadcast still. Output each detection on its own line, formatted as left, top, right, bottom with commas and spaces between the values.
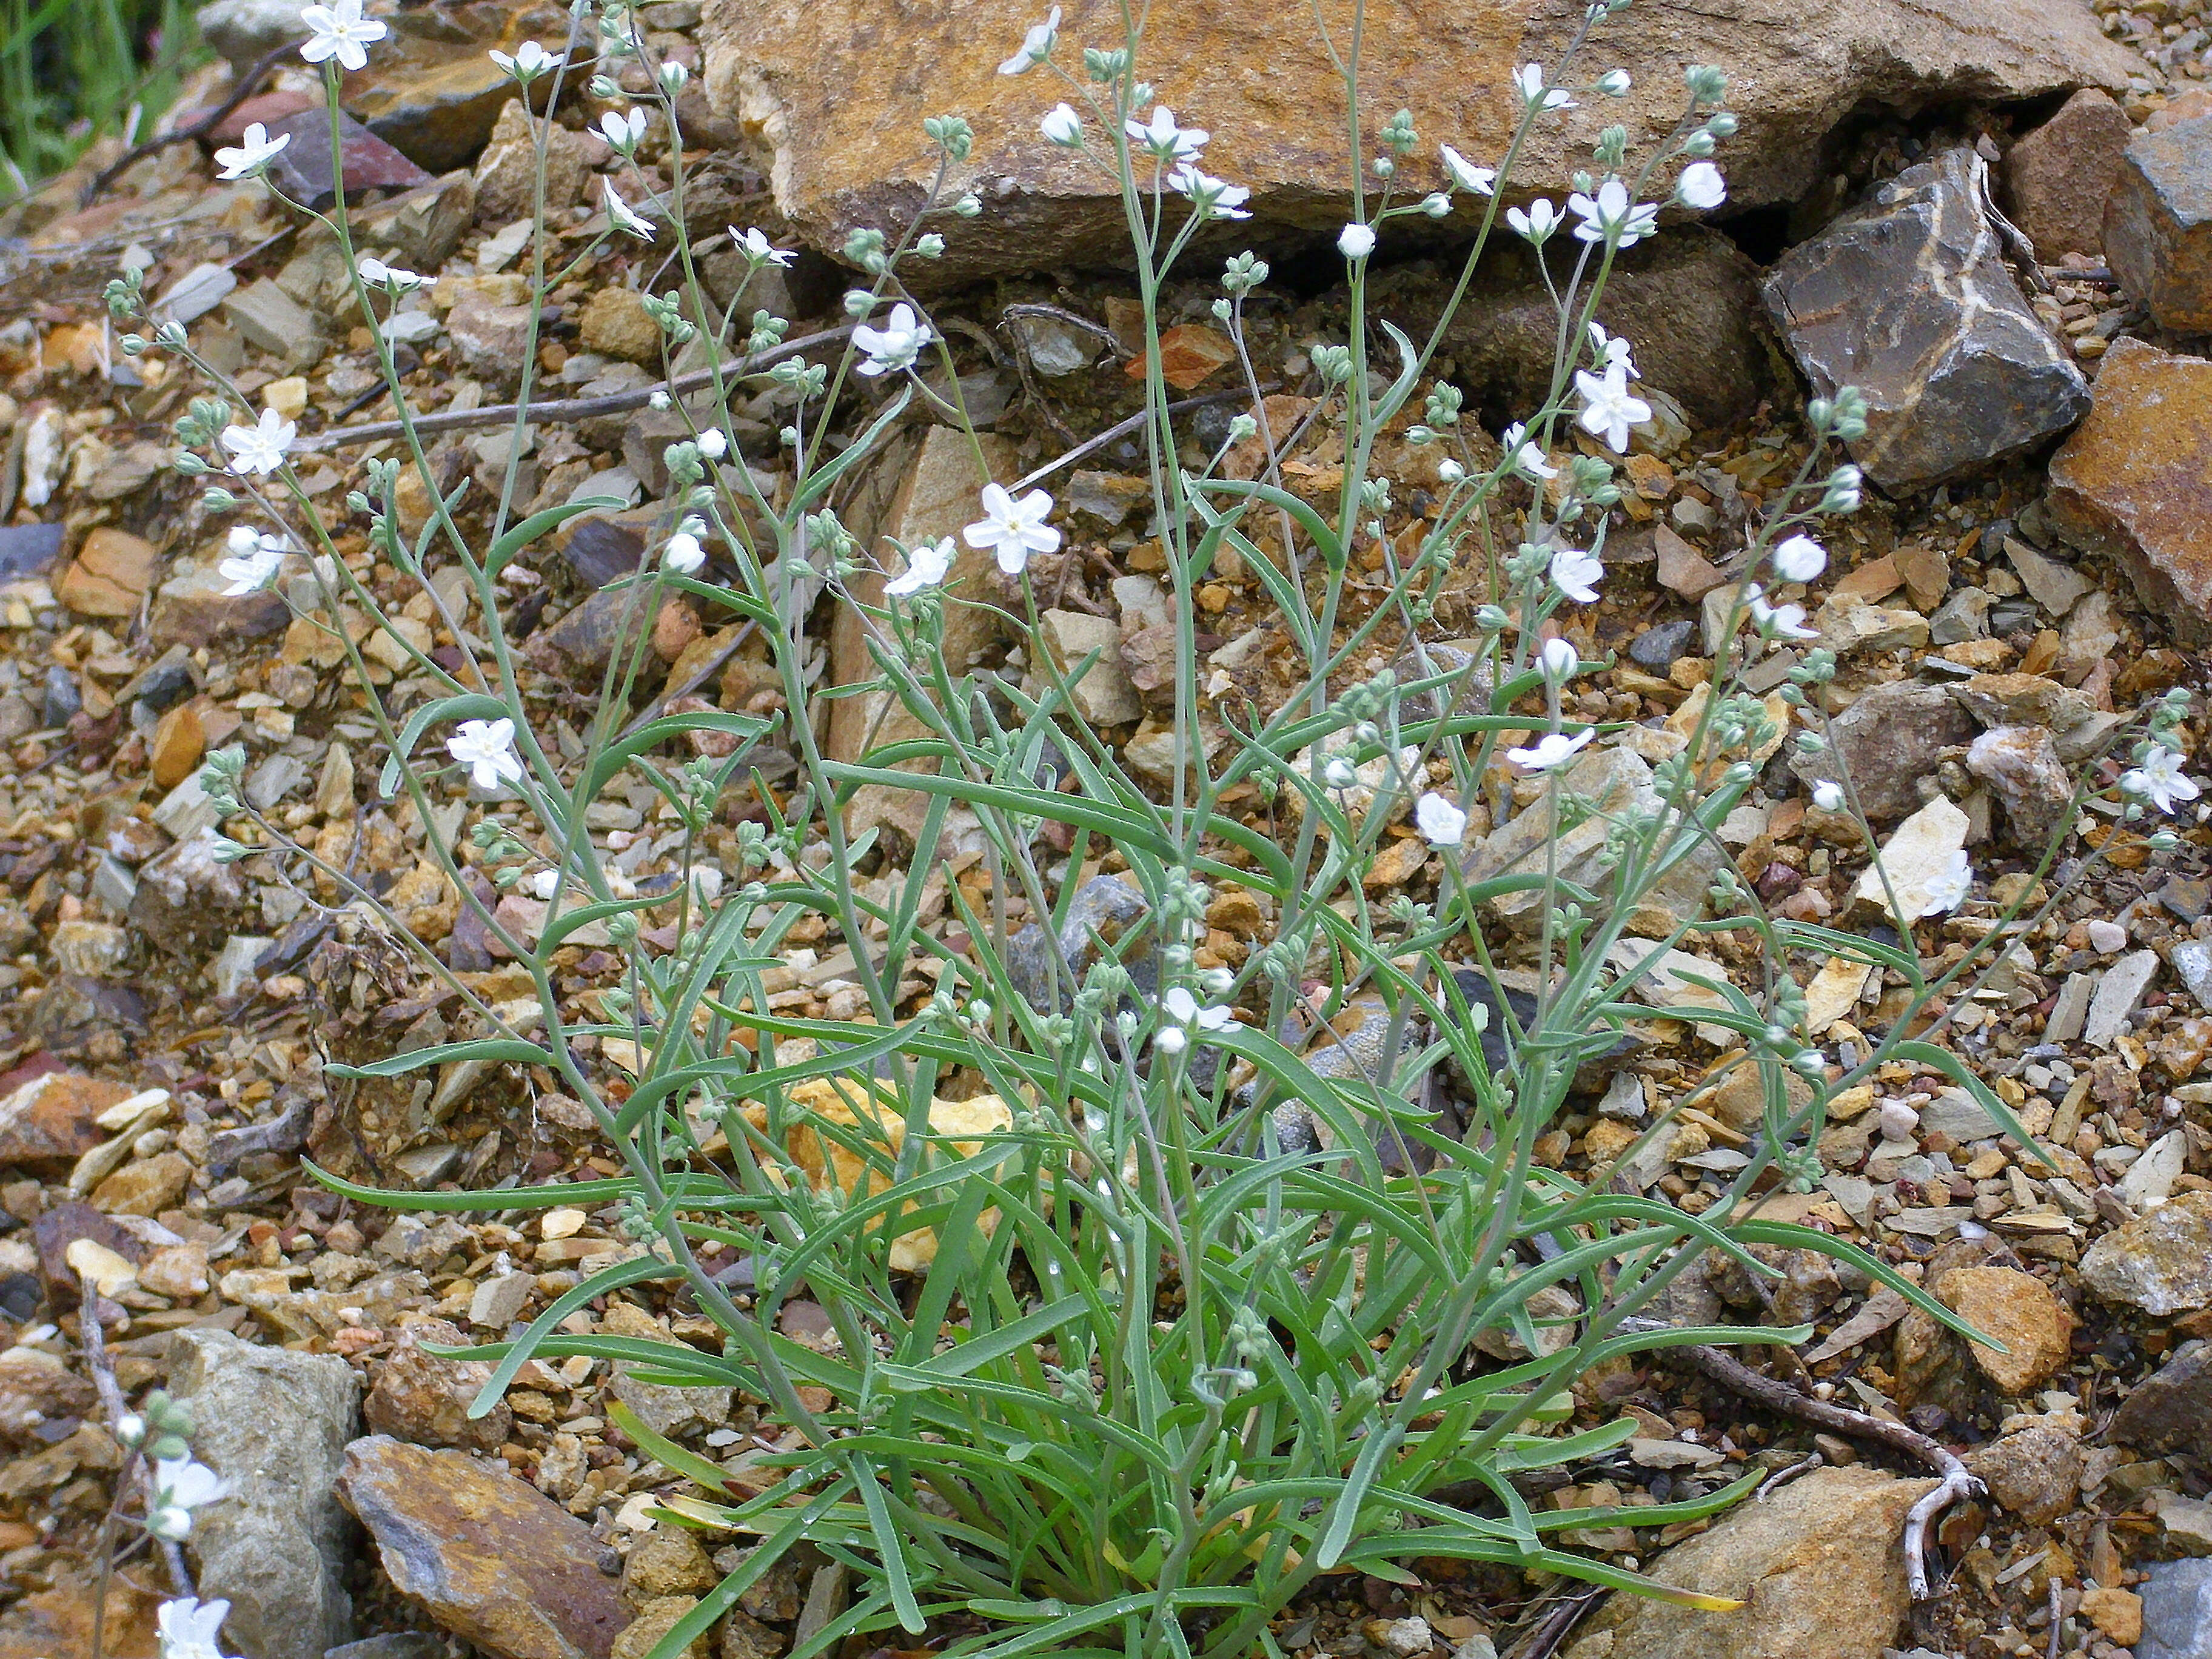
2086, 918, 2128, 954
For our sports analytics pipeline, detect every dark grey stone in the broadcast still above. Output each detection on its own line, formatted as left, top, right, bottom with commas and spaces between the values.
0, 522, 64, 581
2108, 1340, 2212, 1456
2139, 1558, 2212, 1659
41, 665, 79, 728
2105, 116, 2212, 333
1006, 874, 1156, 1014
1765, 147, 2090, 491
1629, 618, 1698, 669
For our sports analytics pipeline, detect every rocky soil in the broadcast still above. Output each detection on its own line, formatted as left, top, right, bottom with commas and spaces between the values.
5, 1, 2212, 1657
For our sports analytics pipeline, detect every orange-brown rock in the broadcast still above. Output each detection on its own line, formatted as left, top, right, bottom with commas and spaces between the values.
55, 528, 158, 618
703, 0, 2131, 283
1940, 1264, 2074, 1395
0, 1070, 132, 1174
2048, 338, 2212, 643
339, 1435, 630, 1659
2003, 89, 2133, 260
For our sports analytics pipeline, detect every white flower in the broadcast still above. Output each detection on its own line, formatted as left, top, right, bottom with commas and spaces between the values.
1677, 161, 1728, 210
218, 528, 289, 595
357, 255, 424, 292
1127, 105, 1207, 163
695, 427, 728, 460
963, 483, 1060, 575
885, 535, 954, 597
603, 179, 657, 241
852, 302, 934, 377
997, 4, 1060, 75
1506, 198, 1560, 242
1170, 164, 1249, 218
662, 532, 705, 574
729, 226, 794, 267
158, 1597, 238, 1659
1415, 792, 1468, 846
1549, 544, 1604, 604
1567, 177, 1659, 248
1439, 144, 1495, 195
1513, 64, 1574, 112
298, 0, 387, 71
1811, 779, 1845, 813
2125, 746, 2201, 814
489, 39, 560, 80
1574, 360, 1651, 453
1338, 222, 1377, 260
1749, 593, 1818, 640
147, 1458, 229, 1541
1538, 636, 1580, 680
1507, 729, 1596, 772
1917, 848, 1972, 916
1772, 533, 1827, 583
1041, 102, 1083, 146
219, 408, 295, 476
447, 717, 526, 791
212, 122, 289, 180
1587, 321, 1636, 379
598, 106, 649, 153
1162, 985, 1236, 1036
527, 869, 560, 899
1500, 423, 1557, 480
1597, 69, 1632, 96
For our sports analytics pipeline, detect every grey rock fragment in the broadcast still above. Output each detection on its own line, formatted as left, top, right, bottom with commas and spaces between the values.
1765, 148, 2090, 491
1006, 874, 1156, 1014
2139, 1558, 2212, 1659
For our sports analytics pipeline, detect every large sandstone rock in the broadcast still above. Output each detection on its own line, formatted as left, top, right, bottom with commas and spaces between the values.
2003, 89, 2133, 260
167, 1329, 363, 1659
2080, 1189, 2212, 1316
2047, 338, 2212, 643
1560, 1467, 1936, 1659
2109, 1341, 2212, 1455
702, 0, 2130, 282
2106, 115, 2212, 332
1765, 147, 2089, 491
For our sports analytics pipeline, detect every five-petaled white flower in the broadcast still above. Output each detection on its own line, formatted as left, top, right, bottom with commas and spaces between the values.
357, 255, 424, 291
158, 1596, 238, 1659
218, 526, 289, 595
1772, 533, 1827, 583
852, 302, 934, 377
1439, 144, 1495, 195
212, 122, 289, 180
147, 1458, 230, 1542
1587, 322, 1636, 380
1748, 590, 1817, 640
885, 536, 954, 597
1677, 161, 1728, 210
1506, 198, 1560, 242
662, 532, 705, 574
598, 106, 648, 153
489, 39, 560, 79
1538, 636, 1580, 681
298, 0, 387, 72
1041, 102, 1084, 146
2125, 746, 2202, 814
730, 226, 794, 267
1916, 848, 1972, 916
1415, 791, 1468, 846
964, 483, 1059, 575
603, 179, 656, 241
1500, 422, 1557, 480
447, 718, 526, 791
1567, 177, 1660, 248
1170, 164, 1249, 218
1513, 64, 1574, 113
1158, 985, 1236, 1057
1550, 544, 1604, 604
1338, 222, 1377, 260
1811, 779, 1846, 813
1126, 105, 1207, 163
219, 408, 296, 476
1507, 729, 1595, 772
1574, 360, 1651, 453
997, 4, 1060, 75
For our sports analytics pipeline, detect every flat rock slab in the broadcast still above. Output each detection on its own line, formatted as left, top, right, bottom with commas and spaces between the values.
338, 1435, 629, 1659
1561, 1467, 1936, 1659
2048, 337, 2212, 643
702, 0, 2130, 283
1765, 147, 2088, 491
